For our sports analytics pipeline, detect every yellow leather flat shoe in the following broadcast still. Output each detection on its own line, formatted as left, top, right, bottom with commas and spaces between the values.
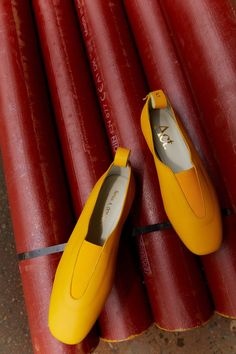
48, 147, 135, 344
141, 90, 222, 255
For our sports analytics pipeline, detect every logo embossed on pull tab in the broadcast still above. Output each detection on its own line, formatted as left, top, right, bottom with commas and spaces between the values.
157, 126, 174, 150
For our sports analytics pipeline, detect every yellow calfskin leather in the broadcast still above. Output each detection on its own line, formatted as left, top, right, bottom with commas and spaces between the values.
48, 147, 135, 344
141, 89, 222, 255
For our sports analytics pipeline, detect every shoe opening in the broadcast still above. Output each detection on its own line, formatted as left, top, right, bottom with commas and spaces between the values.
149, 100, 192, 173
86, 165, 130, 246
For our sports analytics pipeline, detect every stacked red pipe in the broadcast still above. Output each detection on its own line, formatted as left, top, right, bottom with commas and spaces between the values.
0, 0, 236, 352
0, 0, 98, 352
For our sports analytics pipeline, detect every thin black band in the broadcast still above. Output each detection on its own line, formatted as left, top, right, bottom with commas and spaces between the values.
132, 208, 234, 237
222, 208, 233, 216
132, 221, 172, 237
18, 222, 172, 260
17, 208, 234, 260
18, 243, 67, 261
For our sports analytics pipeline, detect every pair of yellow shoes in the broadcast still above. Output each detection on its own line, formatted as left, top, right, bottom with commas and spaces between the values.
49, 90, 222, 344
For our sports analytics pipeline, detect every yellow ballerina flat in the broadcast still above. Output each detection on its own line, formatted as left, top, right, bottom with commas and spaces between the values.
48, 147, 135, 344
141, 89, 222, 255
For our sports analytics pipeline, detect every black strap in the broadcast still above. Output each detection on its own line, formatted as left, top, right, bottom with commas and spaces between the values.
17, 208, 234, 261
18, 222, 172, 260
132, 207, 234, 237
132, 221, 172, 237
222, 208, 233, 216
18, 243, 67, 261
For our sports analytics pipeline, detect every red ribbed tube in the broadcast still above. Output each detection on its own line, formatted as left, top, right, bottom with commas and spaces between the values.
0, 0, 98, 352
75, 0, 213, 331
32, 0, 152, 341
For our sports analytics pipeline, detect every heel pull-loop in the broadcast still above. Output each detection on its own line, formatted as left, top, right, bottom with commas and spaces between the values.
149, 90, 167, 109
114, 147, 131, 167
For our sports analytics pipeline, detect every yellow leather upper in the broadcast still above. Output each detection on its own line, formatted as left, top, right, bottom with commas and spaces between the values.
71, 241, 102, 299
141, 90, 222, 255
48, 147, 135, 344
176, 167, 205, 218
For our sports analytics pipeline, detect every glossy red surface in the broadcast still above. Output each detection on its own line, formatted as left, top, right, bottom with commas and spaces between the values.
0, 0, 97, 352
159, 0, 236, 210
202, 214, 236, 317
75, 0, 213, 330
32, 0, 111, 216
32, 0, 152, 341
0, 0, 73, 254
124, 0, 236, 317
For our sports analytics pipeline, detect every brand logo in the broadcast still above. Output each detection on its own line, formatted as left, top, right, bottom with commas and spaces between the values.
105, 190, 119, 215
155, 125, 174, 150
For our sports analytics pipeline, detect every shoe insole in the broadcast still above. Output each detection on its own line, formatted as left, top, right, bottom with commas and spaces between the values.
86, 174, 129, 246
150, 107, 192, 173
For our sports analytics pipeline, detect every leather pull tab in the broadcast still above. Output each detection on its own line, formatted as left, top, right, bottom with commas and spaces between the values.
150, 90, 167, 109
114, 147, 130, 167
